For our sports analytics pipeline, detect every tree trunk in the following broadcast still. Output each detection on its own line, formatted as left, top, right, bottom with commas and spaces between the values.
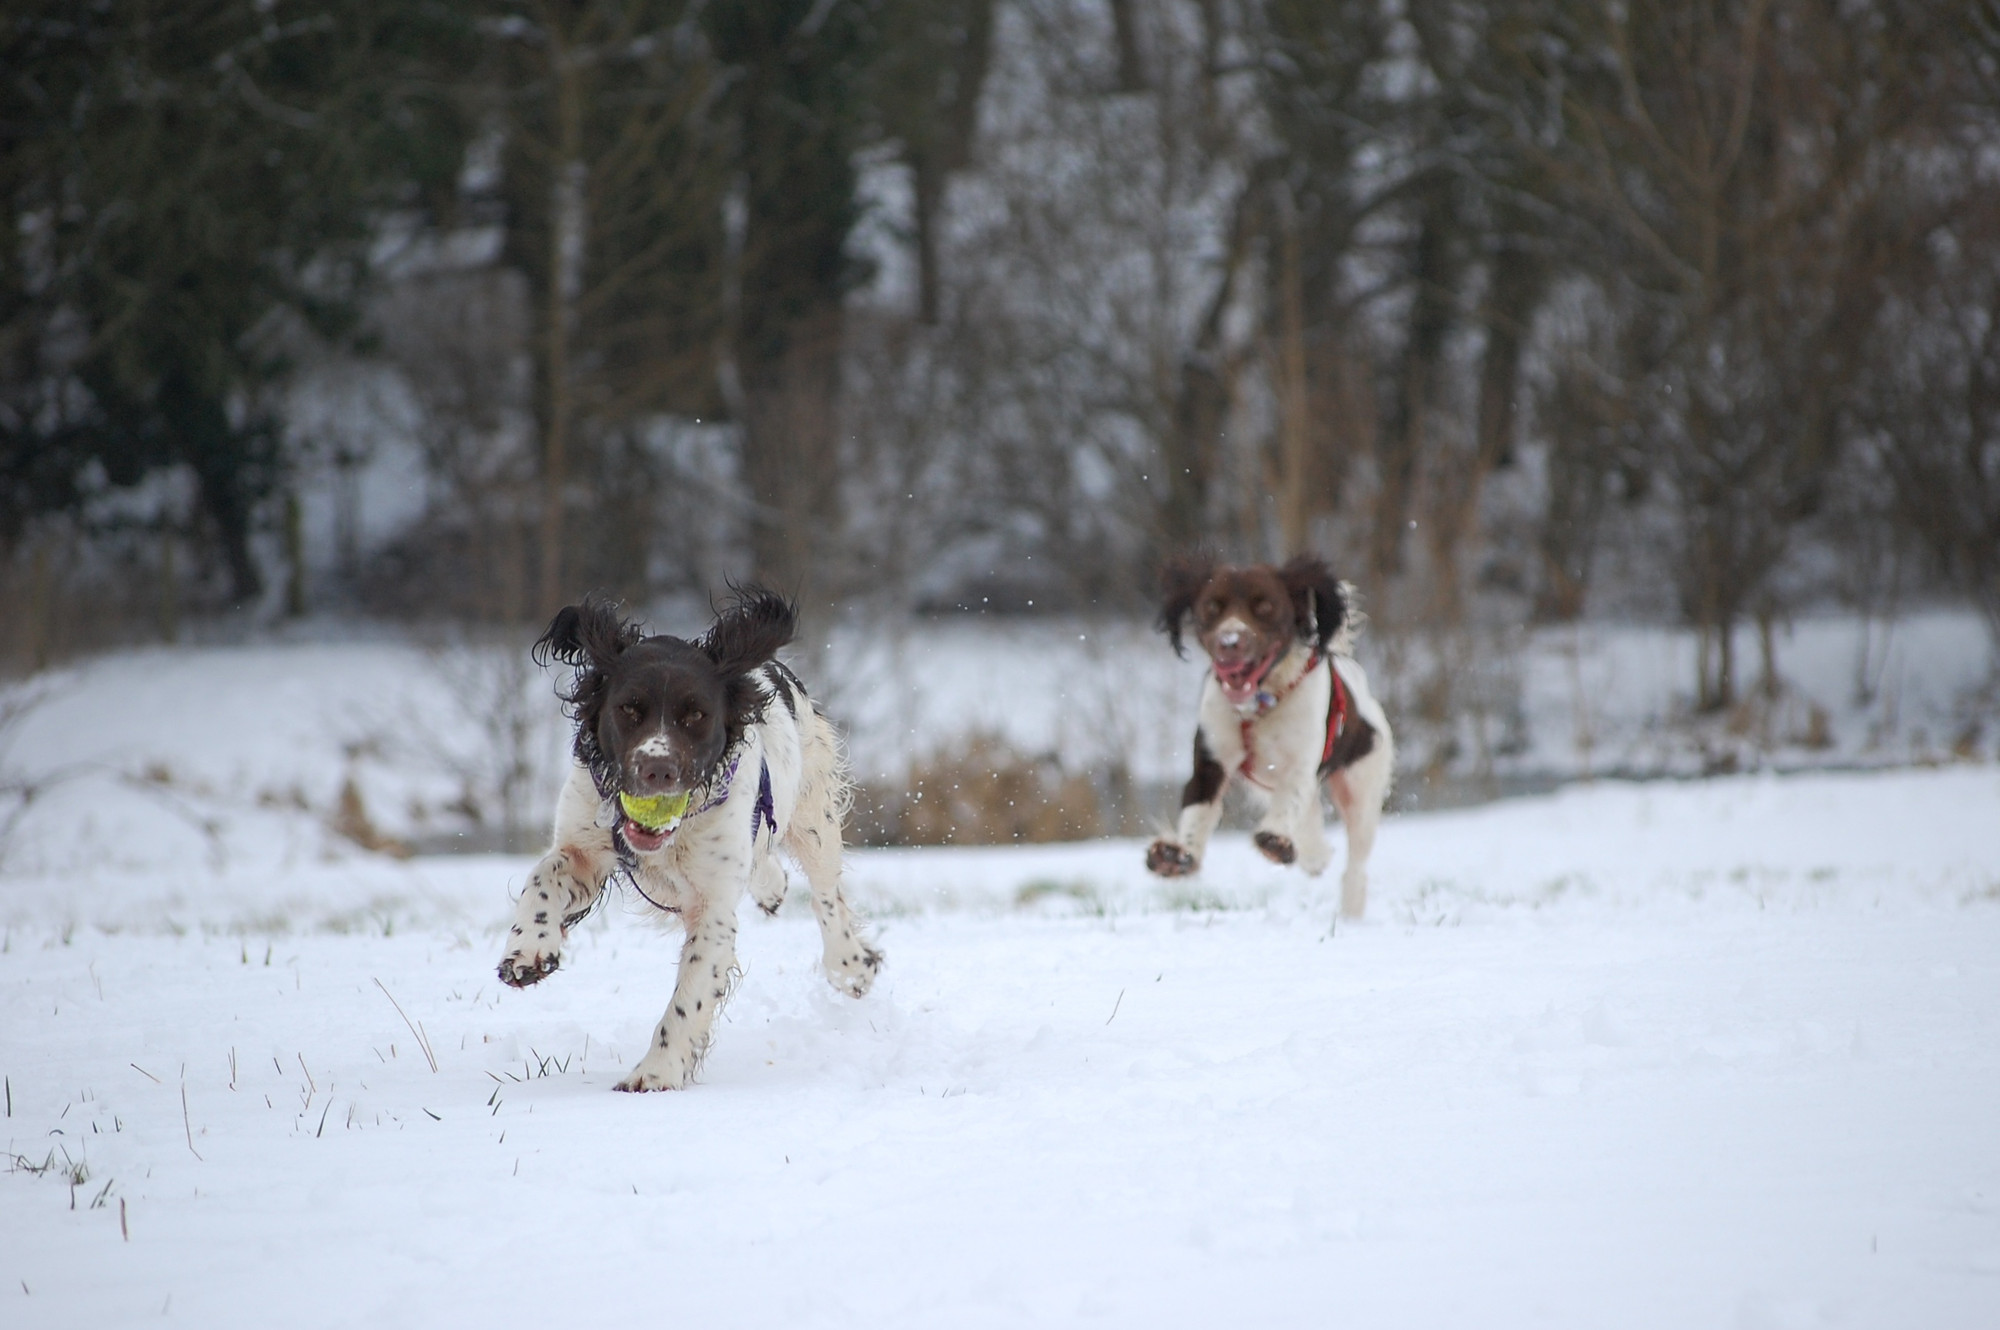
1694, 570, 1738, 713
1757, 599, 1781, 701
903, 1, 991, 325
1374, 188, 1455, 586
282, 489, 306, 617
28, 543, 53, 672
912, 155, 944, 326
1108, 0, 1147, 91
1425, 253, 1539, 624
537, 38, 587, 618
159, 527, 179, 645
1274, 190, 1311, 557
738, 312, 845, 593
1159, 171, 1263, 554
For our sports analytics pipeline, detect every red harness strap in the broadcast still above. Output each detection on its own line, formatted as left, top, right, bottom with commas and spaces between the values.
1235, 654, 1348, 786
1321, 661, 1349, 767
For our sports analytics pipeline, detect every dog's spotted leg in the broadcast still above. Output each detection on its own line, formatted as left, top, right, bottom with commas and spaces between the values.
784, 773, 882, 998
779, 712, 882, 998
796, 836, 882, 998
498, 847, 607, 987
616, 910, 739, 1092
808, 880, 882, 998
1148, 728, 1228, 877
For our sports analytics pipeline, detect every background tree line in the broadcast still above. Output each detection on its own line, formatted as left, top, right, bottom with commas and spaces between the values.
4, 0, 1996, 726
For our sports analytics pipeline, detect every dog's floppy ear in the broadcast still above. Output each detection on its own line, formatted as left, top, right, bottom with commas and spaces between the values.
1155, 551, 1216, 659
701, 585, 798, 740
1278, 554, 1346, 654
700, 585, 797, 676
534, 596, 643, 792
532, 594, 640, 671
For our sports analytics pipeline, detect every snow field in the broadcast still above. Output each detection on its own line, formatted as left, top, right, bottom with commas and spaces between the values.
3, 766, 1997, 1328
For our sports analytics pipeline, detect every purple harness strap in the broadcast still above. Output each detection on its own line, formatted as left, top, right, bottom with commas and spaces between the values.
690, 751, 742, 819
700, 750, 773, 840
752, 760, 777, 842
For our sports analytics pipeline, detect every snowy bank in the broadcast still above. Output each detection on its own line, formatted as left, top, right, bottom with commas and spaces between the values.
1, 612, 1993, 869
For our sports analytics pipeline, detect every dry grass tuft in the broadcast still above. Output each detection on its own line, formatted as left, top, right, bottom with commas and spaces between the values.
882, 731, 1103, 846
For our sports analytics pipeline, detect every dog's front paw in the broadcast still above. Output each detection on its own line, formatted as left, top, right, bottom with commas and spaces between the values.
498, 920, 562, 987
1253, 831, 1296, 865
825, 942, 884, 999
1146, 838, 1199, 877
497, 945, 559, 987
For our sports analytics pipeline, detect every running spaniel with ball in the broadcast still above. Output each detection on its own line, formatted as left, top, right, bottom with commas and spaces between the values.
1146, 554, 1394, 919
498, 588, 881, 1091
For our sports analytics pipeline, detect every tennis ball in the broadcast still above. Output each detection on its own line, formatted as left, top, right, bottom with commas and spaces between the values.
618, 790, 691, 831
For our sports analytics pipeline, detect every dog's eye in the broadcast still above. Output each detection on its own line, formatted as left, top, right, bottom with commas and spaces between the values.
1252, 598, 1273, 616
621, 702, 644, 723
681, 708, 705, 728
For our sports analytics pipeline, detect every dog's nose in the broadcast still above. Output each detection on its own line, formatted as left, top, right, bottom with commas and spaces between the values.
632, 752, 682, 791
1218, 629, 1241, 648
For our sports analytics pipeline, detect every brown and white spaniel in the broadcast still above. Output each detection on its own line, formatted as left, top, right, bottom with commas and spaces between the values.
1146, 554, 1395, 920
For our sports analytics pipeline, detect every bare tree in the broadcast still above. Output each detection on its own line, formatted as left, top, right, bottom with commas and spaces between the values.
368, 262, 538, 621
1496, 0, 1962, 707
892, 0, 1270, 603
705, 0, 877, 596
1256, 0, 1398, 570
487, 0, 727, 615
1861, 195, 2000, 651
874, 0, 996, 326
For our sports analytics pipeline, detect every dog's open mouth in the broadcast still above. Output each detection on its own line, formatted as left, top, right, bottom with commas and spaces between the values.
1212, 644, 1282, 704
618, 790, 690, 853
621, 818, 669, 852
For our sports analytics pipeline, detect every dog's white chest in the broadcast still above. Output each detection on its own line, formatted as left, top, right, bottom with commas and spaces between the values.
629, 861, 699, 913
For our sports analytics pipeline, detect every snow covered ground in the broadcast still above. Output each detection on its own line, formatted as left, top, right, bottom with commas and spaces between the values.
4, 765, 1998, 1329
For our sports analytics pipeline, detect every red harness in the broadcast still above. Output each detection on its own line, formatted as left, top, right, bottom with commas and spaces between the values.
1234, 653, 1349, 788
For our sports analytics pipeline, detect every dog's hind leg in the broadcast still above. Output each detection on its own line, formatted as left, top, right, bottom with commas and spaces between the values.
1327, 739, 1392, 920
793, 817, 883, 998
785, 714, 882, 998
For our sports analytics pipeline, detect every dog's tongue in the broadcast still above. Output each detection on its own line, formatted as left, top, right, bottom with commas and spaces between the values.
1215, 649, 1276, 704
622, 819, 669, 853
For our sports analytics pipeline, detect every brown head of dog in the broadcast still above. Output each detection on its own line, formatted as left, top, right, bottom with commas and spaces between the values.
1156, 553, 1347, 706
